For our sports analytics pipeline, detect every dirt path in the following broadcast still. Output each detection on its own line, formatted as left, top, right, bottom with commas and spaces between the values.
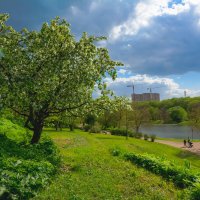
156, 140, 200, 156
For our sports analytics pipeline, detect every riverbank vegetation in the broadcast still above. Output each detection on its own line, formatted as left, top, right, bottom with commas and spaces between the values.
80, 96, 200, 135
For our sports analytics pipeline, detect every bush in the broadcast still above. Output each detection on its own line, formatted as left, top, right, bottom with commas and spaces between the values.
144, 134, 149, 141
110, 147, 122, 157
150, 134, 156, 142
0, 158, 55, 199
83, 124, 91, 132
0, 119, 61, 199
108, 128, 133, 137
89, 123, 101, 133
108, 128, 144, 139
0, 118, 29, 142
124, 152, 200, 189
132, 132, 143, 139
190, 183, 200, 200
168, 106, 188, 123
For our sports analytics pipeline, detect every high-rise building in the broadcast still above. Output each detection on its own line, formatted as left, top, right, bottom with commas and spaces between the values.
132, 93, 160, 102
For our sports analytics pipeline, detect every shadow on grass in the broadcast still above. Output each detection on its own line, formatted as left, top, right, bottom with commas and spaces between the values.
0, 134, 57, 163
176, 150, 199, 159
0, 134, 25, 158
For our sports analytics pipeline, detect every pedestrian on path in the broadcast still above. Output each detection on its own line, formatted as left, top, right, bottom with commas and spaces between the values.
183, 139, 186, 147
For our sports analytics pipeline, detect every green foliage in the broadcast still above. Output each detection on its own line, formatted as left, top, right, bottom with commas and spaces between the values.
133, 132, 143, 139
188, 102, 200, 131
142, 97, 200, 124
0, 118, 29, 142
129, 102, 150, 133
144, 134, 149, 140
110, 147, 122, 156
0, 119, 60, 199
108, 128, 133, 137
36, 129, 186, 200
0, 14, 122, 143
190, 183, 200, 200
88, 123, 101, 133
150, 134, 156, 142
0, 157, 55, 199
83, 124, 91, 132
0, 109, 25, 126
168, 106, 188, 123
123, 152, 200, 189
108, 128, 144, 139
85, 114, 96, 126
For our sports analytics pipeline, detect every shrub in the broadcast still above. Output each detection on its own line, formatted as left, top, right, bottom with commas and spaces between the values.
124, 152, 200, 189
144, 134, 149, 141
150, 134, 156, 142
110, 147, 122, 157
0, 158, 55, 199
133, 132, 143, 139
167, 106, 188, 123
108, 128, 133, 137
83, 124, 91, 132
0, 119, 61, 199
190, 183, 200, 200
89, 123, 101, 133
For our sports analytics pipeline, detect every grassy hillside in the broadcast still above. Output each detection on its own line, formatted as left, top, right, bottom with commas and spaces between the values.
35, 129, 200, 200
0, 119, 60, 199
1, 120, 199, 200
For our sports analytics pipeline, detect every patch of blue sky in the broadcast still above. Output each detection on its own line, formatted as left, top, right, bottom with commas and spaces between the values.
168, 72, 200, 90
168, 0, 184, 8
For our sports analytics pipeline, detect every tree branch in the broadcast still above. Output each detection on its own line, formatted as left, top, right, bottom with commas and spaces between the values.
10, 107, 29, 117
48, 101, 88, 115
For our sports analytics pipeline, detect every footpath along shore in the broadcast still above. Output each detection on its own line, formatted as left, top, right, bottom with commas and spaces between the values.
156, 140, 200, 156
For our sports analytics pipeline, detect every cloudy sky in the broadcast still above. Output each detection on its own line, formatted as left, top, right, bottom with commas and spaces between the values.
1, 0, 200, 99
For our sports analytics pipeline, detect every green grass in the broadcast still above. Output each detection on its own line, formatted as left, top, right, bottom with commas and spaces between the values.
0, 119, 60, 199
34, 129, 200, 199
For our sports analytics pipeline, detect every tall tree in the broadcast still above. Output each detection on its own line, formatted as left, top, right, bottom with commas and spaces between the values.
0, 14, 122, 143
188, 102, 200, 134
167, 106, 187, 123
129, 102, 150, 133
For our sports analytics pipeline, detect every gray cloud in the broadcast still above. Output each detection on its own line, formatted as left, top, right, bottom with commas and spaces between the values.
1, 0, 94, 31
0, 0, 135, 36
1, 0, 200, 76
108, 8, 200, 75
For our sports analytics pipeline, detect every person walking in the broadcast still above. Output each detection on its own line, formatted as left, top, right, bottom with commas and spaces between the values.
183, 139, 187, 147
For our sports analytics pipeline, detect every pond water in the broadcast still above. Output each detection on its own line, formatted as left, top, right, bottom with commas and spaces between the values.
140, 124, 200, 139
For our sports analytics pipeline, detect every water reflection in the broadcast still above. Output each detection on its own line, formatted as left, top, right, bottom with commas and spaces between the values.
140, 125, 200, 139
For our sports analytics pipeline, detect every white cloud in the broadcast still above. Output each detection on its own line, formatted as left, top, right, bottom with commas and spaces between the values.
109, 0, 191, 40
186, 0, 200, 13
105, 74, 200, 99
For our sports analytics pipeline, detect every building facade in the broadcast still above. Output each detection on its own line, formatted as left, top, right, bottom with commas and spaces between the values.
132, 93, 160, 102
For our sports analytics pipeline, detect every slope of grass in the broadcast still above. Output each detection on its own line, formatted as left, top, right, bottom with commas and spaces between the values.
0, 119, 60, 199
35, 129, 200, 200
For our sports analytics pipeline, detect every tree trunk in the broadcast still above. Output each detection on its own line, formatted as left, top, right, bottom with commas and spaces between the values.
135, 126, 139, 133
59, 122, 62, 131
31, 122, 43, 144
55, 123, 58, 131
69, 124, 74, 131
